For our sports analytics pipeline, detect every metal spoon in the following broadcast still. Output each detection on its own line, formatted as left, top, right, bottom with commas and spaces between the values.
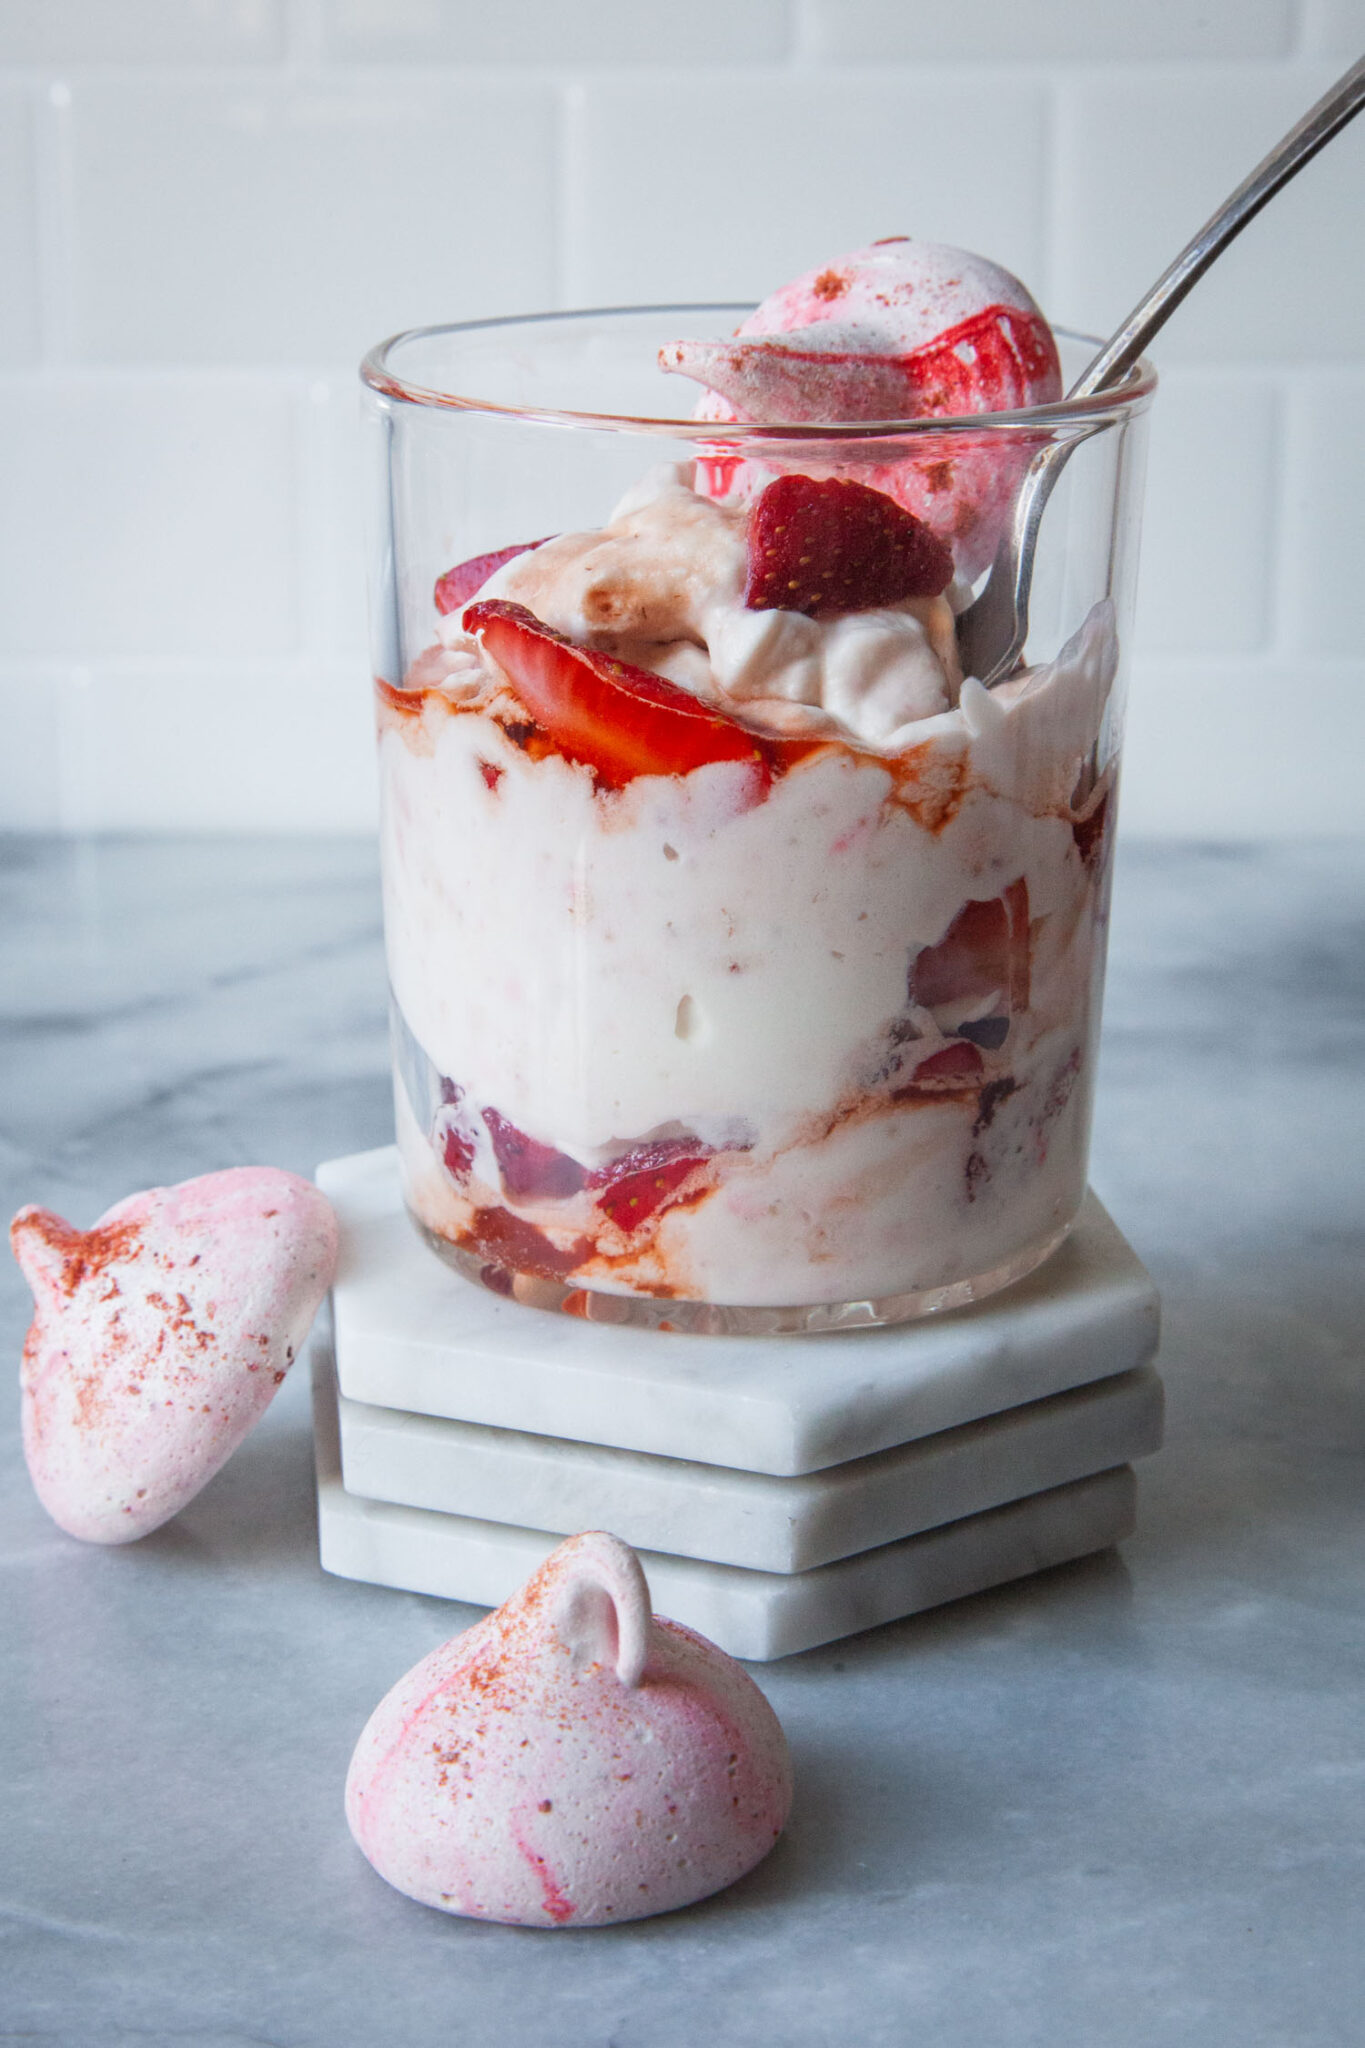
956, 56, 1365, 689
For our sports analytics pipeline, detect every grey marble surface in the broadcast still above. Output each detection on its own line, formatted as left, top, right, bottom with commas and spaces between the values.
2, 834, 1362, 2048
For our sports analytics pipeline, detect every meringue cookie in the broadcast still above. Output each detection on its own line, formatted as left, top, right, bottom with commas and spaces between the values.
11, 1167, 338, 1544
663, 237, 1059, 423
345, 1531, 793, 1927
662, 237, 1062, 577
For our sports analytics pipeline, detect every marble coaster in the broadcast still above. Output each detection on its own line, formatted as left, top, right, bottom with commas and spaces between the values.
335, 1350, 1163, 1574
313, 1350, 1137, 1663
318, 1148, 1159, 1477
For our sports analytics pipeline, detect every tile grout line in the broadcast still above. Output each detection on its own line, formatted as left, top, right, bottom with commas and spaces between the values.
556, 79, 586, 310
549, 81, 570, 312
295, 375, 332, 670
1263, 370, 1291, 661
1039, 70, 1063, 321
0, 54, 1346, 86
1045, 71, 1074, 332
30, 77, 76, 364
789, 0, 821, 68
54, 664, 93, 835
283, 0, 327, 69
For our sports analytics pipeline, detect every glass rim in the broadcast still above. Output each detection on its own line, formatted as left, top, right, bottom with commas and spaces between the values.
360, 304, 1157, 440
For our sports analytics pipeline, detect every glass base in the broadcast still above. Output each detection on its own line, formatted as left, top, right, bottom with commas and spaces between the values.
408, 1211, 1074, 1337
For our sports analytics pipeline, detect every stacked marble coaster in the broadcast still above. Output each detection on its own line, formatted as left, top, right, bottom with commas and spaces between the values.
312, 1147, 1162, 1661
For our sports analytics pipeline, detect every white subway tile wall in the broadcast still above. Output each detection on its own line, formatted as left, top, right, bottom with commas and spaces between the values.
1133, 372, 1281, 657
805, 0, 1301, 62
56, 665, 377, 833
66, 78, 560, 366
1124, 662, 1365, 835
0, 673, 61, 829
1053, 69, 1365, 362
0, 1, 286, 66
0, 0, 1360, 836
1303, 0, 1365, 59
0, 378, 300, 658
321, 0, 793, 66
565, 75, 1050, 304
0, 89, 38, 366
1283, 371, 1365, 655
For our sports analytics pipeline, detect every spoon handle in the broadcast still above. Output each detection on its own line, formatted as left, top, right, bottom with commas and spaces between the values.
1072, 56, 1365, 401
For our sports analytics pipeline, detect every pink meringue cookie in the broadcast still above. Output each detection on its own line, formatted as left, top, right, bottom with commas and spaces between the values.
661, 238, 1062, 577
345, 1531, 793, 1928
10, 1167, 338, 1544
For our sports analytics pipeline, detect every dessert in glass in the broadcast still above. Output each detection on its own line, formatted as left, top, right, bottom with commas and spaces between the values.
362, 241, 1154, 1334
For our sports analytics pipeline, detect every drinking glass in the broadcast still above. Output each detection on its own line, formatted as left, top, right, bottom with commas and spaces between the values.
362, 310, 1154, 1334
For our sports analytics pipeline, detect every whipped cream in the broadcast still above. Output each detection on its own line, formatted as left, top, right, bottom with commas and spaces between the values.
380, 581, 1116, 1305
441, 465, 962, 750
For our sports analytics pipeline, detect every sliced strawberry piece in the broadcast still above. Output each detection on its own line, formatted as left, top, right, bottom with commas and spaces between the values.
596, 1158, 704, 1231
464, 599, 796, 791
891, 1035, 988, 1103
1071, 787, 1110, 868
745, 475, 952, 620
436, 1077, 477, 1181
482, 1107, 587, 1202
909, 878, 1030, 1012
434, 539, 551, 617
463, 1205, 589, 1281
590, 1138, 712, 1231
442, 1123, 475, 1180
910, 1041, 984, 1084
587, 1135, 707, 1187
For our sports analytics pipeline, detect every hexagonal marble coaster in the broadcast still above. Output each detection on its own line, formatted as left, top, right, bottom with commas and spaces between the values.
317, 1148, 1159, 1477
334, 1344, 1162, 1574
313, 1350, 1137, 1663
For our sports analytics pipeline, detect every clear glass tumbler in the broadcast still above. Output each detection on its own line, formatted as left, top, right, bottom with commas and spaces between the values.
361, 310, 1154, 1334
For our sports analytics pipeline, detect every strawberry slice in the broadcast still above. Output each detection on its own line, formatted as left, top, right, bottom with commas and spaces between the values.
744, 475, 953, 619
482, 1108, 587, 1202
891, 1036, 987, 1103
910, 1041, 984, 1085
434, 540, 550, 617
464, 599, 791, 791
1071, 787, 1110, 868
590, 1138, 712, 1231
442, 1123, 475, 1180
436, 1077, 477, 1181
463, 1205, 589, 1281
596, 1157, 704, 1230
909, 878, 1030, 1013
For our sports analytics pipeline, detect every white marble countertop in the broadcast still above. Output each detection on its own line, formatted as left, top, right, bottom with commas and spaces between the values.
2, 835, 1362, 2048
